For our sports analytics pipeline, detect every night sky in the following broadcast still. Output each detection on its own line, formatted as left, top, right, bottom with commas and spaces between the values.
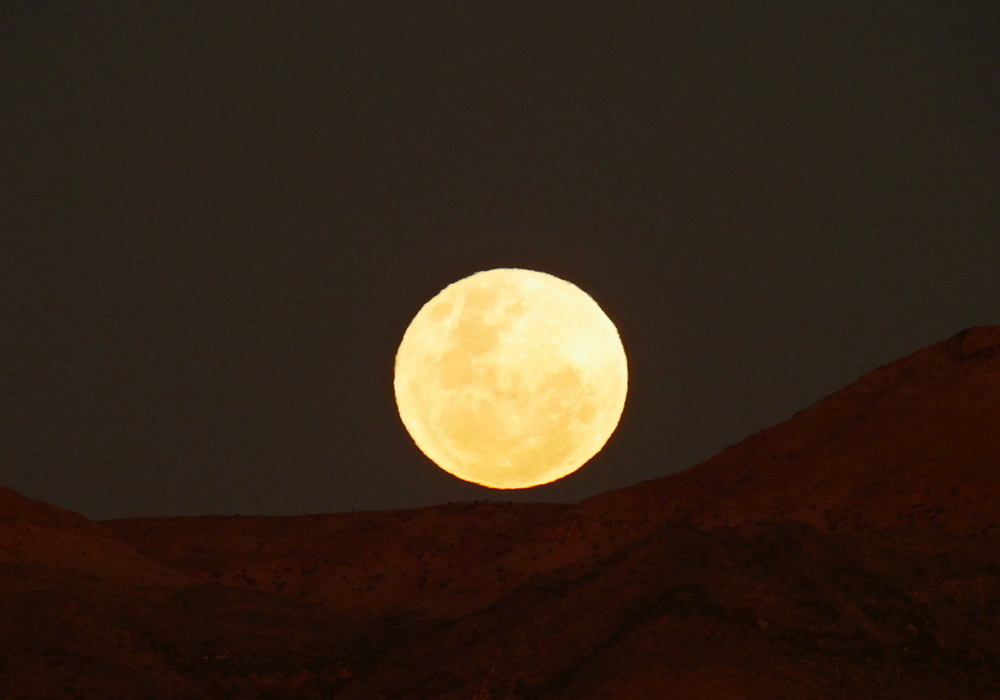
3, 2, 999, 520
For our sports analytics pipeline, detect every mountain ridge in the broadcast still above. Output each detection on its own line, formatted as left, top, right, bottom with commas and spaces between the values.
2, 327, 1000, 698
580, 325, 1000, 534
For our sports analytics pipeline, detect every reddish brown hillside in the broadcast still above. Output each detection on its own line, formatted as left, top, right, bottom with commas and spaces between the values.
6, 327, 1000, 698
0, 486, 96, 529
100, 329, 1000, 624
334, 520, 1000, 699
0, 489, 379, 699
106, 501, 570, 620
0, 486, 190, 592
583, 326, 1000, 535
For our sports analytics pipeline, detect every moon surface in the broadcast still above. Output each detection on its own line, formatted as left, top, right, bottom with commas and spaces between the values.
394, 268, 628, 489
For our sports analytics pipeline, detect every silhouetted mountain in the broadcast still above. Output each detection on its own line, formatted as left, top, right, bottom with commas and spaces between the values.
581, 325, 1000, 536
2, 327, 1000, 698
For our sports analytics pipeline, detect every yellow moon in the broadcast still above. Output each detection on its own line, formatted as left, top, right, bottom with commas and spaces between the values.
394, 268, 628, 489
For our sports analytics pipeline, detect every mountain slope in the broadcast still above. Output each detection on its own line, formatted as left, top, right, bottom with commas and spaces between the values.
0, 485, 190, 591
335, 521, 1000, 699
105, 501, 571, 620
582, 325, 1000, 534
3, 327, 1000, 698
0, 489, 378, 698
102, 329, 1000, 628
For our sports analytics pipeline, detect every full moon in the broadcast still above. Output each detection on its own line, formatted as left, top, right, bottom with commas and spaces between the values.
394, 268, 628, 489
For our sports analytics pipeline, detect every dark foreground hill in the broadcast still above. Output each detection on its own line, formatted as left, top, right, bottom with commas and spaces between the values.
3, 327, 1000, 698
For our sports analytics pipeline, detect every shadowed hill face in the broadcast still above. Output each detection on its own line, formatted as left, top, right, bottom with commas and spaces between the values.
100, 329, 1000, 622
0, 490, 390, 698
580, 326, 1000, 535
105, 501, 572, 620
332, 521, 1000, 700
0, 486, 98, 530
4, 327, 1000, 698
0, 486, 191, 592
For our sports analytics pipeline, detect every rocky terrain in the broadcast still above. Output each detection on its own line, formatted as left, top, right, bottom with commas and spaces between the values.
2, 326, 1000, 698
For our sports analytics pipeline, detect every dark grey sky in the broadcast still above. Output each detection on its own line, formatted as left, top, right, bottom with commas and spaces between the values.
2, 2, 999, 520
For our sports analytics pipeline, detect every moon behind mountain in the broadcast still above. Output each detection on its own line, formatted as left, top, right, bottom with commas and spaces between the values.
394, 268, 628, 489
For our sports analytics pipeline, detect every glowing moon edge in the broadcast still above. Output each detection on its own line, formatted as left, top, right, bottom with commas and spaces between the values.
394, 268, 628, 489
